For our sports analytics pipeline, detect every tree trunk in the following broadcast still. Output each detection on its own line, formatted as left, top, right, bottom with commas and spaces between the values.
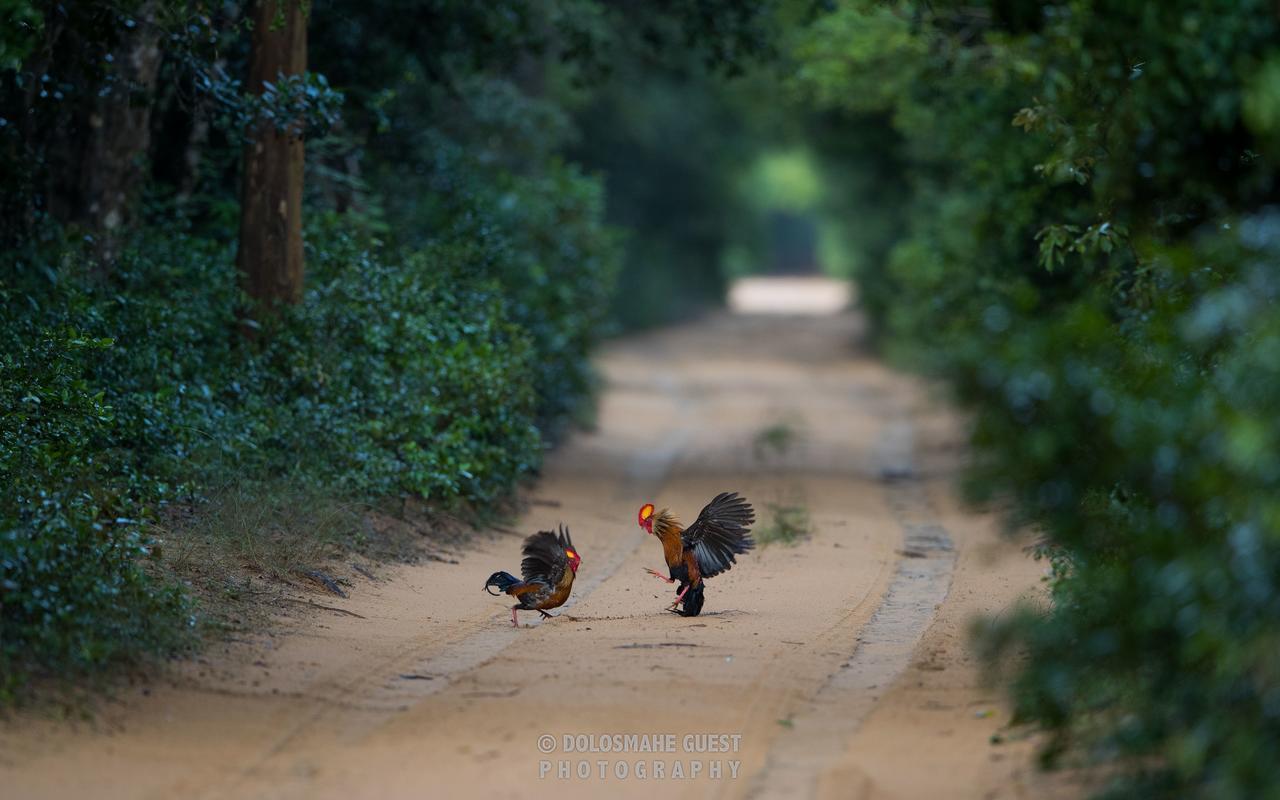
177, 48, 229, 207
237, 0, 307, 312
77, 0, 163, 265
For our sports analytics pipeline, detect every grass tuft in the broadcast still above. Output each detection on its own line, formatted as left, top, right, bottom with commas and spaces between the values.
755, 501, 812, 547
154, 484, 366, 633
752, 414, 806, 461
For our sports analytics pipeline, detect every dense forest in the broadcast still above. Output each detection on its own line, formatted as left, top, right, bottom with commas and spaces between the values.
5, 1, 1280, 797
1, 0, 770, 701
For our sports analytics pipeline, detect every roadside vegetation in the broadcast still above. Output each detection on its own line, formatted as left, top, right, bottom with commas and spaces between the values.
782, 2, 1280, 796
0, 1, 776, 704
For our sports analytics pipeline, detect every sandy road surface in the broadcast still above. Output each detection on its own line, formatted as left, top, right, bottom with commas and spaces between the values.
1, 297, 1078, 799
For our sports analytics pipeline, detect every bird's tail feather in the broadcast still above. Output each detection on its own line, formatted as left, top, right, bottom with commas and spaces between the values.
484, 571, 522, 596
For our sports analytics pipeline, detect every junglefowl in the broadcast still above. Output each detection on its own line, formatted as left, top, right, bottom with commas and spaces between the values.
484, 525, 581, 627
638, 492, 755, 616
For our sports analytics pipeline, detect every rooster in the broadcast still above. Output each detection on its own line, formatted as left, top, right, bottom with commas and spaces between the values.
638, 492, 755, 616
484, 525, 581, 627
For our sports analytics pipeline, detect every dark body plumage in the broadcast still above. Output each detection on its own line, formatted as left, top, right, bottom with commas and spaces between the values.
651, 492, 755, 616
485, 525, 579, 626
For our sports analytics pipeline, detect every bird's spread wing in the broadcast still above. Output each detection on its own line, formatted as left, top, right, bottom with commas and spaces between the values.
682, 492, 755, 579
520, 529, 569, 587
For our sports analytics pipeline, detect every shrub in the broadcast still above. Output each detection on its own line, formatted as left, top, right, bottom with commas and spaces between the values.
0, 206, 575, 699
247, 217, 542, 502
0, 315, 192, 703
788, 1, 1280, 795
360, 75, 622, 429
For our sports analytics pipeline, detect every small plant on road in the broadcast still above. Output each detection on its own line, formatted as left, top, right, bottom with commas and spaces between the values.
753, 414, 806, 461
756, 501, 812, 547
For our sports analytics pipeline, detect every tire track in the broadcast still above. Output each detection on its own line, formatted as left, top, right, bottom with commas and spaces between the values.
744, 418, 957, 799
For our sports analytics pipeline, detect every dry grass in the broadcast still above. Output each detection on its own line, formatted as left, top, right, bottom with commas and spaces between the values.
150, 484, 366, 633
148, 484, 505, 637
165, 487, 359, 578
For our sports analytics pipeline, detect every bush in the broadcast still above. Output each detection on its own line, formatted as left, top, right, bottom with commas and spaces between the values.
482, 163, 619, 429
963, 221, 1280, 797
788, 1, 1280, 795
248, 217, 542, 502
0, 315, 192, 703
357, 75, 622, 428
0, 200, 600, 698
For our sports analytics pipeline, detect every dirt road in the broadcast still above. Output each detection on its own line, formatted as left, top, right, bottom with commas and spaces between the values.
1, 290, 1076, 799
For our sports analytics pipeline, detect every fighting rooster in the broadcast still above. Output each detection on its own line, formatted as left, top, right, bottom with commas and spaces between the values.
484, 525, 581, 627
638, 492, 755, 616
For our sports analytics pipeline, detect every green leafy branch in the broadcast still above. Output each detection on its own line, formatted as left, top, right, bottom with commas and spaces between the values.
1035, 220, 1129, 273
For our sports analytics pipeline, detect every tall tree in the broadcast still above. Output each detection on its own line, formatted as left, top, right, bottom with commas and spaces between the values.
237, 0, 307, 311
78, 0, 164, 266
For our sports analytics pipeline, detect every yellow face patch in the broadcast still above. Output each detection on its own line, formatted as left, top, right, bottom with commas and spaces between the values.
639, 503, 655, 521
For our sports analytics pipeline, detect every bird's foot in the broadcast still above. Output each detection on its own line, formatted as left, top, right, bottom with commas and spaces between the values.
644, 567, 675, 584
665, 583, 693, 612
537, 609, 555, 619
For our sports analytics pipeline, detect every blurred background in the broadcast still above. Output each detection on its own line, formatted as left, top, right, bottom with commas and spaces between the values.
5, 2, 1280, 796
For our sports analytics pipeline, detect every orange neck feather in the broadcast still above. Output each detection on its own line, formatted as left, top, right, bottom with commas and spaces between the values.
653, 510, 685, 566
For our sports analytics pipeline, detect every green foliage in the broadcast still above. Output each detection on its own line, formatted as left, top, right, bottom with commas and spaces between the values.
483, 163, 619, 429
0, 0, 42, 72
0, 214, 552, 698
0, 315, 192, 703
0, 0, 770, 708
9, 217, 548, 503
258, 219, 543, 501
223, 71, 345, 141
755, 501, 811, 547
790, 1, 1280, 795
571, 67, 755, 328
331, 67, 621, 428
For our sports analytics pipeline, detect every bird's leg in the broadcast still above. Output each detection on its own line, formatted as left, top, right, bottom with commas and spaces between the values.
667, 583, 692, 611
537, 609, 555, 619
511, 607, 519, 628
644, 567, 675, 584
